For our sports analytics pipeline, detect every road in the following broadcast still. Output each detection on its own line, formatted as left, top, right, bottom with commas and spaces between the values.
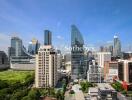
65, 84, 85, 100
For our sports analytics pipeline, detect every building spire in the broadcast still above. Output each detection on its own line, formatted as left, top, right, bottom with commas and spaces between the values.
114, 33, 118, 38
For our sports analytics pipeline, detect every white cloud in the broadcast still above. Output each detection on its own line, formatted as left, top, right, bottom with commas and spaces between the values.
56, 35, 64, 40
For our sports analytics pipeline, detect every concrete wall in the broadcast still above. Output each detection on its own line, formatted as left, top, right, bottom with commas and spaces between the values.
0, 64, 9, 70
11, 63, 35, 70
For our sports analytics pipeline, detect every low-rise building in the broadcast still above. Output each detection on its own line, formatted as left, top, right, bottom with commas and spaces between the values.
104, 61, 118, 82
0, 51, 9, 70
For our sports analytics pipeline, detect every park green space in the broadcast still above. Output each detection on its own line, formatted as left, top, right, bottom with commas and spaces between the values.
0, 70, 34, 83
0, 70, 65, 100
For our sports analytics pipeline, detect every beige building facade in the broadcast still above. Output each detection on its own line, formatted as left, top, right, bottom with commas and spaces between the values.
96, 52, 111, 68
35, 45, 57, 88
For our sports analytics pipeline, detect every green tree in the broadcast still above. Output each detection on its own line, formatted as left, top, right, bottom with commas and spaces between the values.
21, 96, 30, 100
28, 89, 41, 100
63, 84, 67, 92
112, 82, 123, 92
0, 80, 9, 89
80, 81, 93, 93
39, 88, 47, 96
56, 90, 64, 100
10, 91, 22, 100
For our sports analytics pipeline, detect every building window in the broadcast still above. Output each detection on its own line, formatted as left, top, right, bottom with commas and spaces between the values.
118, 62, 124, 81
129, 63, 132, 83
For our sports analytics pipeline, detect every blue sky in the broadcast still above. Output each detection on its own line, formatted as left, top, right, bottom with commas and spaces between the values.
0, 0, 132, 52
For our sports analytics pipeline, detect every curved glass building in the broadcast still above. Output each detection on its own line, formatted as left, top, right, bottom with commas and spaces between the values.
8, 36, 35, 70
71, 25, 84, 80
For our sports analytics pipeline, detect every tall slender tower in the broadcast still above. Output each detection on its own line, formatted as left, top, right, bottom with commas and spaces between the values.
113, 35, 121, 57
71, 25, 84, 80
44, 30, 52, 45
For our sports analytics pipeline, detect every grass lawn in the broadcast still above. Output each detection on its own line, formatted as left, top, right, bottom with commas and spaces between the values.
0, 70, 34, 83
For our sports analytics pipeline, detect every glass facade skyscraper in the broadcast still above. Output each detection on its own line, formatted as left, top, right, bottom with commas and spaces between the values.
10, 37, 23, 57
113, 35, 121, 57
44, 30, 52, 45
28, 38, 40, 55
9, 36, 33, 58
71, 25, 84, 80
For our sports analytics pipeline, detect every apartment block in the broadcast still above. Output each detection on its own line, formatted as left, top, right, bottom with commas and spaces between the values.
118, 59, 132, 84
35, 45, 57, 88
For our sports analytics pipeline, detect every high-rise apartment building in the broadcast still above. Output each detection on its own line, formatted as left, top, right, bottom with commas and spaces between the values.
113, 35, 121, 57
35, 45, 57, 88
87, 60, 102, 83
56, 50, 62, 69
118, 59, 132, 84
96, 52, 111, 68
71, 25, 84, 80
44, 30, 52, 45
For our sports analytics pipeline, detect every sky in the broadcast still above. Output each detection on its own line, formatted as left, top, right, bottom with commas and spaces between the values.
0, 0, 132, 53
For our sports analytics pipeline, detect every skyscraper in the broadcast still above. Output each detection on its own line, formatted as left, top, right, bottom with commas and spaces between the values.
113, 35, 121, 57
71, 25, 84, 80
44, 30, 52, 45
10, 37, 23, 57
28, 38, 40, 55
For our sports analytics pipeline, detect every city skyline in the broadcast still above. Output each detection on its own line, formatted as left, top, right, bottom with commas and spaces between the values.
0, 0, 132, 99
0, 0, 132, 53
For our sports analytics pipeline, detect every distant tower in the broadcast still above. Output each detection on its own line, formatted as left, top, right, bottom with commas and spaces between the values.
113, 34, 121, 57
44, 30, 52, 45
28, 38, 40, 55
10, 37, 23, 57
9, 36, 33, 58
